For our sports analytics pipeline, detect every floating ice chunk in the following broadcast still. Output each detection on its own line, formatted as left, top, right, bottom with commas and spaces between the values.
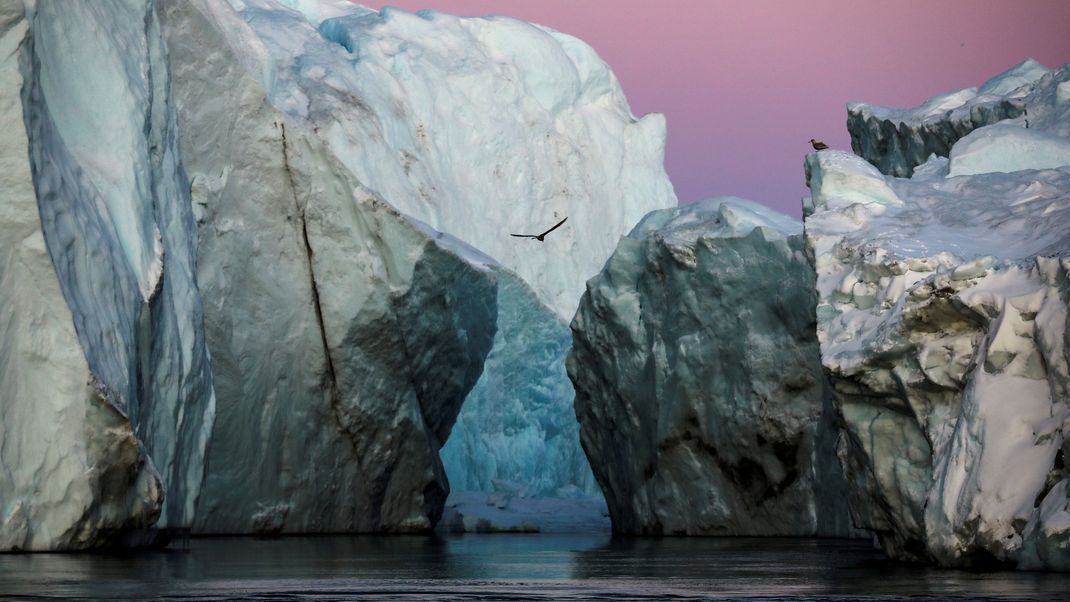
439, 491, 609, 534
2, 0, 215, 549
570, 198, 857, 537
807, 93, 1070, 568
218, 0, 659, 504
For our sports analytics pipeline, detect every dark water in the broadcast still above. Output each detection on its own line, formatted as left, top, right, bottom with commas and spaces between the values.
2, 534, 1069, 600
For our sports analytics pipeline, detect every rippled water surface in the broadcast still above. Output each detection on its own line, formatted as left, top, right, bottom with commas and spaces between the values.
2, 534, 1070, 600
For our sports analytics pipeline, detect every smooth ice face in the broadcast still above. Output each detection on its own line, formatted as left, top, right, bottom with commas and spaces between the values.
22, 0, 217, 533
161, 0, 497, 534
847, 59, 1050, 178
804, 152, 903, 216
223, 0, 676, 319
805, 65, 1070, 569
949, 123, 1070, 176
569, 199, 856, 537
1, 0, 216, 550
0, 4, 161, 552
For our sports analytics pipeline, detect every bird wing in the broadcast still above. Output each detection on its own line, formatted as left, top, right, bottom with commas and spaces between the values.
538, 217, 568, 238
510, 233, 536, 238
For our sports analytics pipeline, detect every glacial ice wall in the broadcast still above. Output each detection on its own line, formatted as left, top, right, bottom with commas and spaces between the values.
848, 59, 1048, 177
0, 0, 675, 542
0, 3, 161, 552
229, 0, 676, 320
22, 0, 217, 534
806, 64, 1070, 569
218, 0, 637, 500
0, 0, 216, 549
568, 198, 855, 536
160, 0, 497, 534
441, 269, 598, 498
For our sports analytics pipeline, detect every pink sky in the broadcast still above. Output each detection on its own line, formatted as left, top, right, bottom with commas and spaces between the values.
363, 1, 1070, 217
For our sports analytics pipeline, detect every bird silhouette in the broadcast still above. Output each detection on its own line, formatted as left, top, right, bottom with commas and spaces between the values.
810, 138, 829, 151
511, 217, 568, 242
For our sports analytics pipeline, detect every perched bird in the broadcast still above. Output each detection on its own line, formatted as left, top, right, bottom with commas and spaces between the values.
511, 217, 568, 242
810, 138, 829, 151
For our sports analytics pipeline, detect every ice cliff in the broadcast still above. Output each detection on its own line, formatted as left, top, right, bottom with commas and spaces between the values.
253, 0, 677, 319
160, 0, 497, 534
806, 62, 1070, 569
568, 198, 855, 536
1, 0, 215, 550
218, 0, 675, 501
2, 0, 666, 544
848, 59, 1049, 178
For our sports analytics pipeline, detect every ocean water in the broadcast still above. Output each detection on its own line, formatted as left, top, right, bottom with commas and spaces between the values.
2, 534, 1069, 600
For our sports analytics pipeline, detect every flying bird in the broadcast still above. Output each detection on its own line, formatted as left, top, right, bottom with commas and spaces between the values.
810, 139, 829, 151
511, 217, 568, 242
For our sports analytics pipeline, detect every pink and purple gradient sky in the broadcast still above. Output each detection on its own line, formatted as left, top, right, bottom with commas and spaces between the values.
364, 1, 1070, 217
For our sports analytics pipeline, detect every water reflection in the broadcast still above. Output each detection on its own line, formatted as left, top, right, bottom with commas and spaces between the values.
2, 534, 1070, 599
571, 537, 1070, 599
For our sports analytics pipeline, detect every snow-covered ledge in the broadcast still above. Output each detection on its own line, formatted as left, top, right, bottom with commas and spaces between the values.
805, 64, 1070, 568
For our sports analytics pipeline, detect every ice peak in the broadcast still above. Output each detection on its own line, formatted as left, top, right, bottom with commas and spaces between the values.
631, 196, 801, 246
979, 58, 1050, 97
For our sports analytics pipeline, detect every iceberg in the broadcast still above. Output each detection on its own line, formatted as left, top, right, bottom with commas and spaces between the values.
806, 63, 1070, 569
1, 0, 216, 550
230, 1, 677, 319
3, 0, 657, 541
568, 197, 856, 536
215, 0, 672, 502
848, 59, 1049, 177
159, 0, 498, 534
